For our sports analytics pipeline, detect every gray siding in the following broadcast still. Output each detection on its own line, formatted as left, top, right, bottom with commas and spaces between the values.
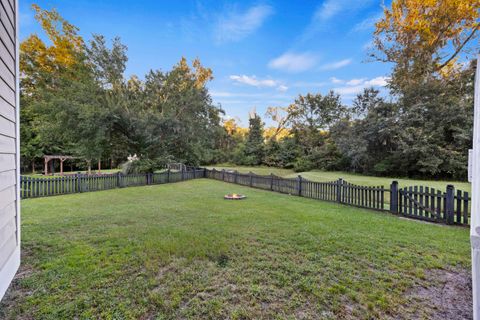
0, 0, 18, 287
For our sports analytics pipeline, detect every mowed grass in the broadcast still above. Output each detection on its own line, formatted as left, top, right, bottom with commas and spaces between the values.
1, 179, 470, 319
208, 164, 471, 192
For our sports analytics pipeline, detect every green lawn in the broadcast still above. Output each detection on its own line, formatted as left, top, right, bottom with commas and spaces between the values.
1, 179, 470, 319
206, 164, 296, 177
207, 164, 471, 193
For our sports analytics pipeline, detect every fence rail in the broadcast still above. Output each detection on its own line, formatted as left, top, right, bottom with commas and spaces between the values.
20, 167, 471, 227
20, 168, 206, 199
206, 169, 470, 227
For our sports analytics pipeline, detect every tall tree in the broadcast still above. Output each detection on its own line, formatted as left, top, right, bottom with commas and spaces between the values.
87, 35, 128, 90
244, 113, 265, 165
288, 91, 345, 154
373, 0, 480, 92
20, 5, 87, 172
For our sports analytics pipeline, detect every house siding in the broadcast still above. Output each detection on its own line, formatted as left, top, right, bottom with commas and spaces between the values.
0, 0, 19, 301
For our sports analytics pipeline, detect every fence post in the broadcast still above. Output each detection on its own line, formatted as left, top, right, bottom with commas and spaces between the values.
298, 175, 302, 196
249, 172, 253, 187
390, 181, 399, 213
193, 168, 196, 179
222, 169, 225, 181
337, 178, 343, 203
234, 170, 238, 184
446, 184, 455, 224
167, 169, 170, 183
77, 174, 82, 193
270, 173, 274, 191
203, 168, 207, 178
81, 174, 87, 192
181, 167, 185, 181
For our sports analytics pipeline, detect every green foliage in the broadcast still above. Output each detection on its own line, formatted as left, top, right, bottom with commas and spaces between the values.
20, 6, 224, 173
121, 156, 172, 174
243, 114, 265, 165
20, 4, 476, 181
293, 157, 314, 172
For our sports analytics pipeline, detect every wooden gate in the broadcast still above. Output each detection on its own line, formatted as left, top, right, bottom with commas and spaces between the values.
398, 185, 470, 225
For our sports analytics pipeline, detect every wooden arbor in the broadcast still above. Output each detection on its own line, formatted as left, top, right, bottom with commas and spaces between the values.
43, 155, 74, 175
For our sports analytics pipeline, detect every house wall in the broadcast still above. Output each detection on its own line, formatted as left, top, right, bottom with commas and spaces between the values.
0, 0, 20, 300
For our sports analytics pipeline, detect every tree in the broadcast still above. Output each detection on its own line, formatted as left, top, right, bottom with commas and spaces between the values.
340, 89, 400, 175
20, 5, 87, 172
19, 5, 224, 173
87, 34, 128, 90
373, 0, 480, 92
264, 105, 294, 142
285, 91, 346, 170
243, 113, 265, 165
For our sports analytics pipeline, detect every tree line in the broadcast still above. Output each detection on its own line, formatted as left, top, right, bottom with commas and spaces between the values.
21, 5, 225, 174
216, 0, 479, 180
20, 1, 479, 179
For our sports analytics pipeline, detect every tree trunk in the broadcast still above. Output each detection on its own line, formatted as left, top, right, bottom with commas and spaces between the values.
98, 159, 101, 174
32, 160, 35, 174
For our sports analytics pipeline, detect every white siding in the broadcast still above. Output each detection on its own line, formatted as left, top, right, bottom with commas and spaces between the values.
0, 0, 19, 301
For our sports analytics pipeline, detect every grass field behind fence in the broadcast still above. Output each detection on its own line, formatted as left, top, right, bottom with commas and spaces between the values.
207, 164, 472, 192
0, 179, 471, 319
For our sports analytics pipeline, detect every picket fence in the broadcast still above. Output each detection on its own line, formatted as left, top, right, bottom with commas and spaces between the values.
20, 167, 471, 226
206, 169, 470, 227
20, 168, 206, 199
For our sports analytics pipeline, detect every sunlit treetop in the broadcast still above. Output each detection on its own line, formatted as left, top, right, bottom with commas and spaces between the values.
374, 0, 480, 87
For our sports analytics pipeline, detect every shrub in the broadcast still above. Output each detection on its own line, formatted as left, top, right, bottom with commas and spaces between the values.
121, 156, 172, 174
293, 157, 314, 172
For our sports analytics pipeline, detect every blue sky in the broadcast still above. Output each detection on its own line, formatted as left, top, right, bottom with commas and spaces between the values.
20, 0, 392, 126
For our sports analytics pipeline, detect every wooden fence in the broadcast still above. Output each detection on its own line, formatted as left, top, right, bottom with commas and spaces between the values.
20, 168, 206, 199
20, 167, 471, 226
206, 169, 470, 226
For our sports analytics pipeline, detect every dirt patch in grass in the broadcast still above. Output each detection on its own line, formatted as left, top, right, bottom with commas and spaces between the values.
399, 268, 472, 320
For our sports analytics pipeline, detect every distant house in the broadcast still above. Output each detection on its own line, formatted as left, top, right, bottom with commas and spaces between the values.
0, 0, 20, 300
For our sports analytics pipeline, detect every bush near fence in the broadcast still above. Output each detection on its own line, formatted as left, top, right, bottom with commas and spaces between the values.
20, 167, 470, 226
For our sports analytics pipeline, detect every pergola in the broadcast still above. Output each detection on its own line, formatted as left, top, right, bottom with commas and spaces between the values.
43, 155, 74, 175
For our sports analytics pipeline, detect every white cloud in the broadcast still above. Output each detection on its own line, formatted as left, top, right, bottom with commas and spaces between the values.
364, 76, 389, 87
268, 52, 318, 72
314, 0, 343, 21
334, 85, 366, 95
352, 12, 383, 32
214, 4, 273, 43
346, 78, 367, 86
319, 59, 352, 71
228, 75, 288, 92
229, 75, 278, 87
330, 77, 344, 84
333, 76, 390, 96
301, 0, 376, 41
292, 81, 328, 87
314, 0, 376, 22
